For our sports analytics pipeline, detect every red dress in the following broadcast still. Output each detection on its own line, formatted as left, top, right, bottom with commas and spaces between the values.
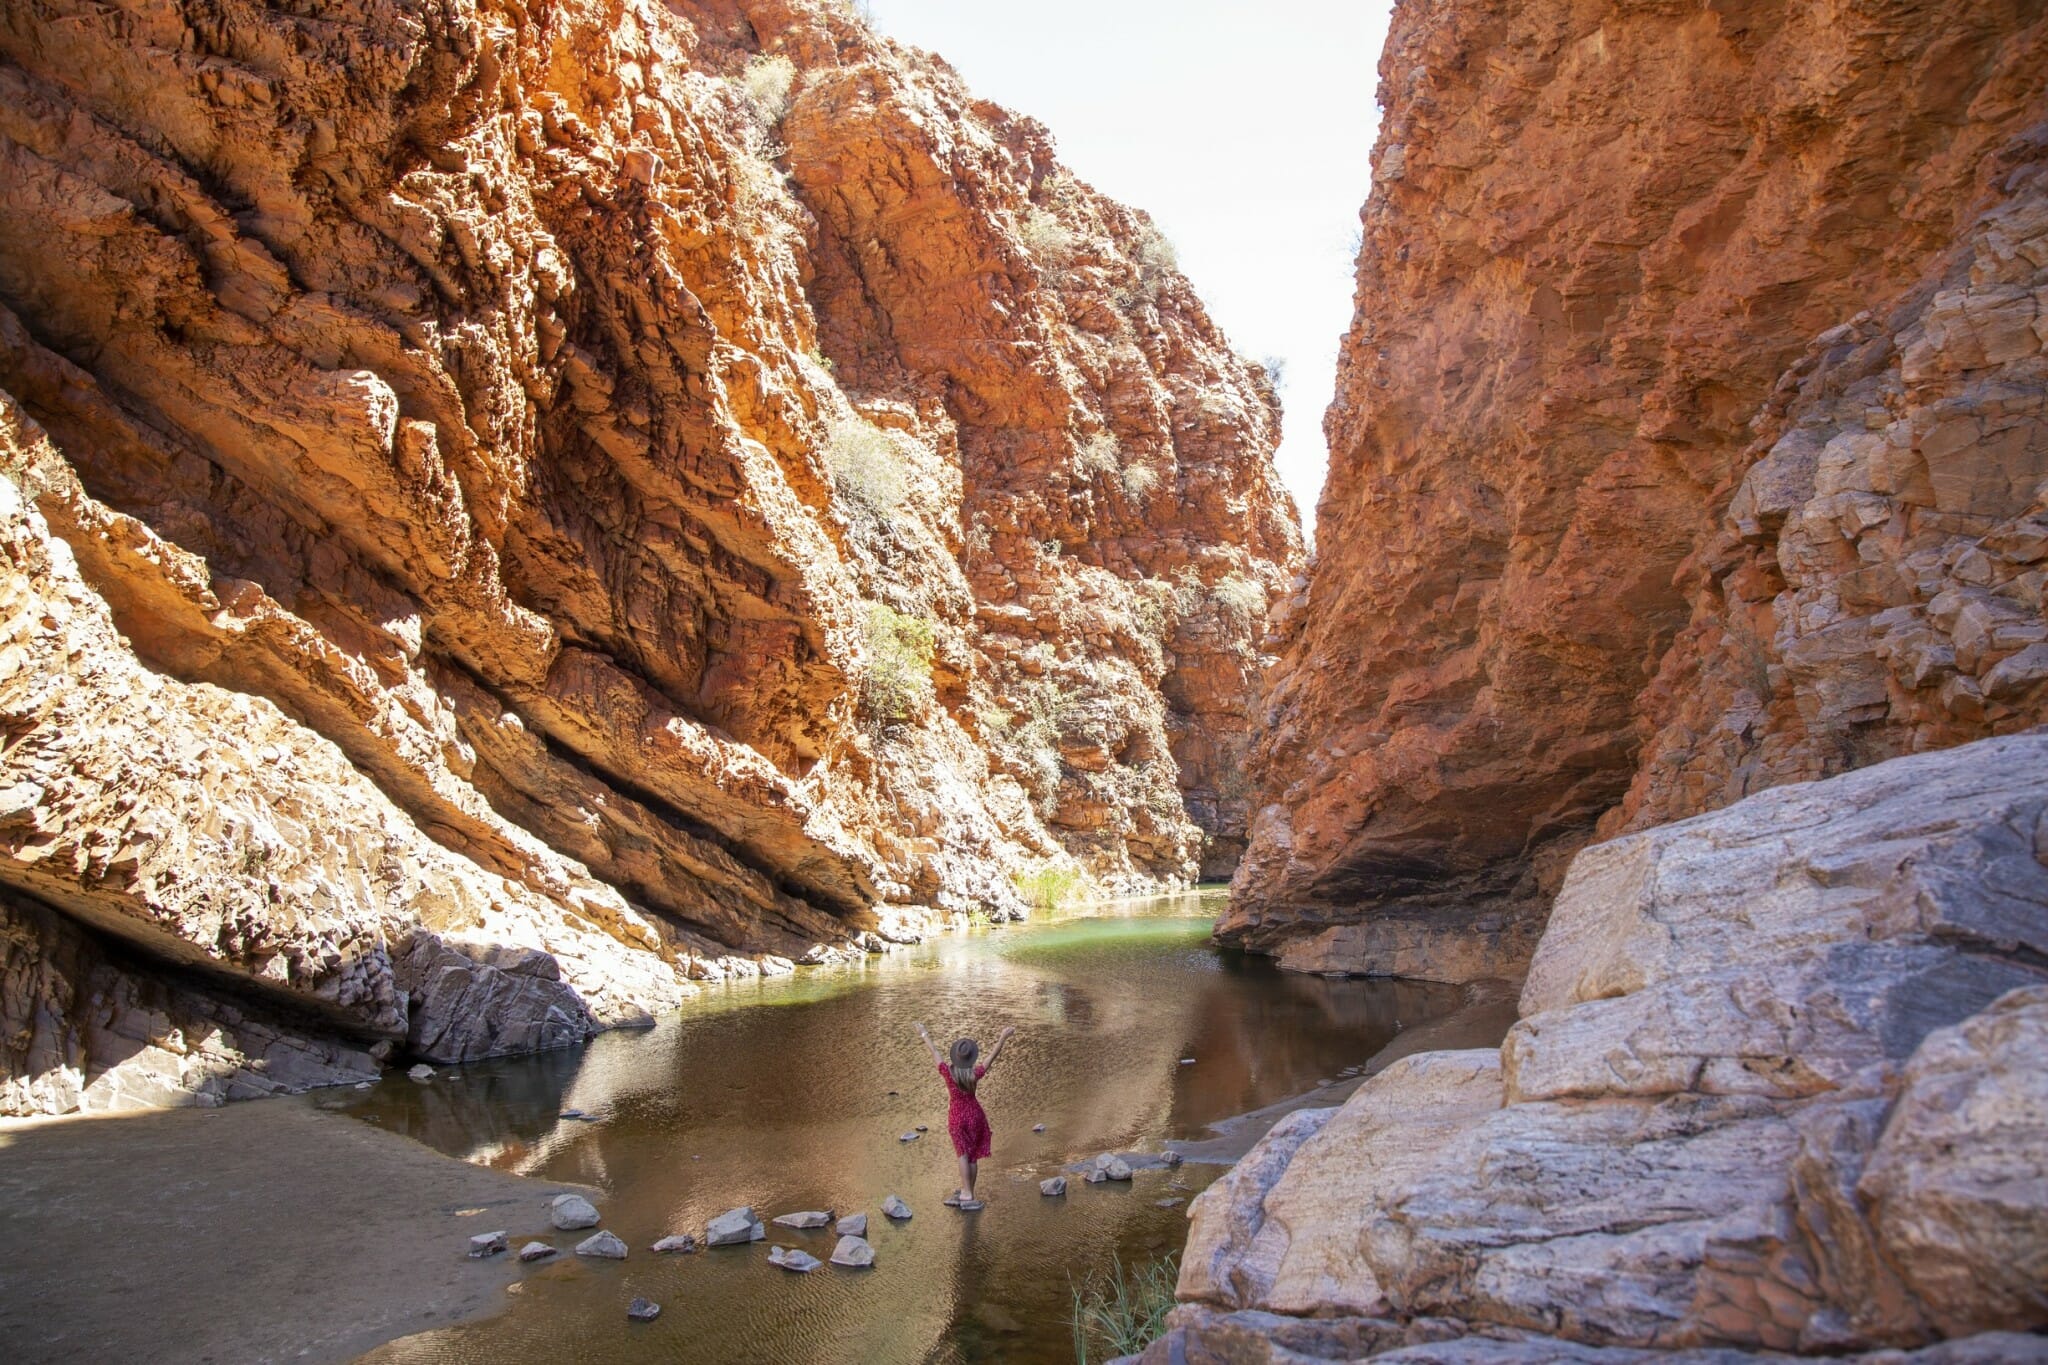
941, 1063, 992, 1160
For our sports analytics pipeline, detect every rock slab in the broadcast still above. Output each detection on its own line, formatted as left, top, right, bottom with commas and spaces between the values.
707, 1208, 766, 1246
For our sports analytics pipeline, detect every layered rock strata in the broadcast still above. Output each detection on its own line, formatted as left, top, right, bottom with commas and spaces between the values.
0, 0, 1297, 1112
1172, 735, 2048, 1360
1229, 0, 2048, 977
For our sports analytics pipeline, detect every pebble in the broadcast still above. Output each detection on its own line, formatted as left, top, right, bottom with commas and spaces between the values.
575, 1230, 628, 1259
548, 1193, 601, 1230
835, 1213, 867, 1238
898, 1131, 920, 1143
768, 1245, 822, 1273
830, 1235, 876, 1268
881, 1195, 912, 1221
559, 1108, 585, 1120
772, 1210, 835, 1230
466, 1230, 508, 1258
707, 1207, 766, 1245
1164, 1151, 1184, 1168
1032, 1123, 1046, 1133
1156, 1197, 1185, 1209
650, 1234, 698, 1254
1179, 1058, 1196, 1066
1039, 1176, 1067, 1197
518, 1241, 558, 1263
915, 1124, 928, 1132
407, 1064, 434, 1082
354, 1081, 373, 1090
627, 1297, 661, 1322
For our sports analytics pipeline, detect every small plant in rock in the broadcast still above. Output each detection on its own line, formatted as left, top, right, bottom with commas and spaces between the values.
742, 54, 796, 125
861, 602, 935, 726
1210, 574, 1267, 627
1122, 463, 1160, 500
1259, 354, 1287, 389
1070, 1252, 1180, 1363
1077, 431, 1120, 476
1020, 207, 1076, 272
1134, 225, 1177, 293
825, 414, 905, 513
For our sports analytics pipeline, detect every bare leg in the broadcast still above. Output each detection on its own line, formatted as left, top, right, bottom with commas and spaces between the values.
965, 1158, 978, 1202
957, 1155, 972, 1202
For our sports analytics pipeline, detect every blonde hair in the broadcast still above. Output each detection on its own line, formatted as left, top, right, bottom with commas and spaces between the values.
949, 1037, 979, 1092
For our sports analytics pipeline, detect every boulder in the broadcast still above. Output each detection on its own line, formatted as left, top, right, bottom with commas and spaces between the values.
574, 1230, 627, 1260
830, 1235, 876, 1268
707, 1207, 766, 1246
517, 1242, 557, 1263
881, 1195, 912, 1221
1040, 1176, 1068, 1197
835, 1213, 867, 1238
768, 1245, 821, 1273
548, 1193, 600, 1231
1085, 1154, 1134, 1182
650, 1234, 698, 1254
772, 1210, 834, 1230
466, 1230, 507, 1258
626, 1297, 661, 1322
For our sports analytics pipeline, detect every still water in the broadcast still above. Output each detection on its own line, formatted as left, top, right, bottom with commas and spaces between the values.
342, 891, 1493, 1364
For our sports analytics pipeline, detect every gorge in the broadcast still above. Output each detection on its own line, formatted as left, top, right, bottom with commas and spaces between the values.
2, 0, 2046, 1362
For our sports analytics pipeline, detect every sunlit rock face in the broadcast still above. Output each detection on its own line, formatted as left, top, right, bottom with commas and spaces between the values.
0, 0, 1298, 1112
1229, 0, 2048, 976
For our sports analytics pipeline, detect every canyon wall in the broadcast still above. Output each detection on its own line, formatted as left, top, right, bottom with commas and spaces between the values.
1229, 0, 2048, 978
0, 0, 1298, 1113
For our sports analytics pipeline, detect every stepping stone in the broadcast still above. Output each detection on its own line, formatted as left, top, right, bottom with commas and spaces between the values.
627, 1297, 661, 1322
830, 1234, 875, 1268
575, 1230, 628, 1259
835, 1213, 867, 1238
549, 1193, 601, 1230
881, 1195, 912, 1221
707, 1207, 766, 1246
518, 1241, 557, 1263
915, 1124, 928, 1132
651, 1234, 698, 1254
898, 1131, 920, 1143
467, 1230, 508, 1258
408, 1064, 434, 1082
1085, 1156, 1133, 1183
1032, 1123, 1046, 1133
772, 1210, 835, 1230
1039, 1176, 1067, 1197
768, 1245, 822, 1272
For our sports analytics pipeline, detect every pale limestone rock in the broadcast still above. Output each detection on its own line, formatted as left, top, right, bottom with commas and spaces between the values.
772, 1210, 834, 1230
706, 1207, 766, 1245
833, 1214, 866, 1237
881, 1195, 911, 1221
574, 1230, 627, 1259
548, 1194, 600, 1231
829, 1235, 875, 1268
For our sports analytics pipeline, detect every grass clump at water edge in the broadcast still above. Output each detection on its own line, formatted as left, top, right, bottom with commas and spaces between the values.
1013, 864, 1087, 913
1070, 1251, 1180, 1364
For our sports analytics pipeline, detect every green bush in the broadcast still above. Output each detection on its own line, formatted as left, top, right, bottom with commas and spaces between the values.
862, 603, 934, 724
1070, 1253, 1180, 1364
1210, 574, 1267, 627
1021, 207, 1076, 269
825, 414, 906, 513
1014, 864, 1086, 912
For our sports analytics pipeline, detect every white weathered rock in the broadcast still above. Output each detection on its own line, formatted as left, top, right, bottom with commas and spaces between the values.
768, 1245, 822, 1272
626, 1296, 660, 1322
830, 1234, 875, 1268
1040, 1176, 1068, 1197
881, 1195, 911, 1221
650, 1233, 698, 1254
574, 1230, 627, 1259
466, 1230, 508, 1258
517, 1241, 557, 1263
407, 1064, 435, 1082
772, 1210, 834, 1230
707, 1207, 766, 1245
548, 1193, 600, 1231
834, 1213, 867, 1238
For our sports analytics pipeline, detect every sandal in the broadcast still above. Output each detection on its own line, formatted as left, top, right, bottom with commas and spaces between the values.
956, 1199, 984, 1212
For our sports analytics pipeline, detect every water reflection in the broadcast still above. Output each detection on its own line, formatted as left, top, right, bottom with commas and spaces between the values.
346, 894, 1489, 1364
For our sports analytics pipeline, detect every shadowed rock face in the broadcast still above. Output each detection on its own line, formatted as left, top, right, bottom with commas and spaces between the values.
1229, 0, 2048, 976
0, 0, 1298, 1112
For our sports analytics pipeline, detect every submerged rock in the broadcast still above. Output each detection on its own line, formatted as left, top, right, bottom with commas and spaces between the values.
517, 1242, 557, 1263
707, 1207, 766, 1246
881, 1195, 912, 1221
548, 1194, 600, 1231
834, 1214, 867, 1238
768, 1246, 822, 1273
830, 1235, 876, 1268
407, 1064, 434, 1083
650, 1234, 698, 1255
626, 1297, 661, 1322
466, 1230, 508, 1258
574, 1231, 627, 1260
1040, 1177, 1067, 1197
1086, 1155, 1133, 1182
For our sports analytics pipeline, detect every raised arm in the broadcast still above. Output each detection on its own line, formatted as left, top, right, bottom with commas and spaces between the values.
913, 1022, 945, 1067
979, 1025, 1018, 1073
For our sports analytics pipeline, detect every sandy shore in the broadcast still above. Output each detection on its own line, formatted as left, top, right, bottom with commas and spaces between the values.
0, 1095, 588, 1364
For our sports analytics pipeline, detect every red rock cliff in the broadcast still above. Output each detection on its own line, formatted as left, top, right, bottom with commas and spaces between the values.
0, 0, 1299, 1112
1229, 0, 2048, 978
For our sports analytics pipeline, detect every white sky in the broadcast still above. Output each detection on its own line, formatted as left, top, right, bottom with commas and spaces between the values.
862, 0, 1396, 537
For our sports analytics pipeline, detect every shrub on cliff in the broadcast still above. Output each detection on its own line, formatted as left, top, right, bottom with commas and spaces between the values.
1210, 574, 1267, 628
1013, 864, 1087, 912
1077, 431, 1120, 476
1021, 207, 1076, 273
862, 603, 935, 725
742, 55, 796, 125
825, 414, 905, 514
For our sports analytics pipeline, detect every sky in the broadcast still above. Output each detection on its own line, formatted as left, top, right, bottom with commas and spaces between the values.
862, 0, 1396, 538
